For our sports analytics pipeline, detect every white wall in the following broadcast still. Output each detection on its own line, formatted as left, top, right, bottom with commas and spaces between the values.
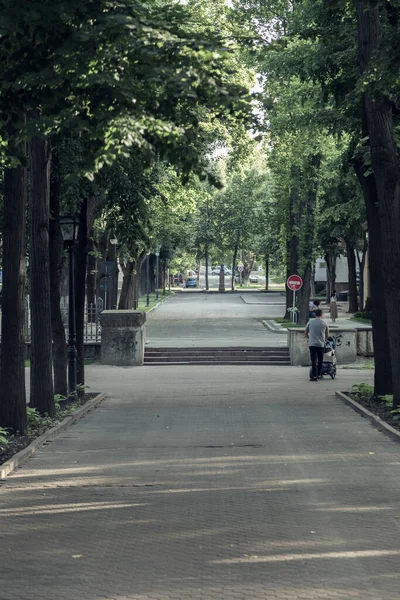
315, 255, 359, 284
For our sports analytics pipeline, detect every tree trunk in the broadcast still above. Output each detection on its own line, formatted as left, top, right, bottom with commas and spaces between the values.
325, 251, 337, 303
205, 246, 209, 291
310, 264, 316, 298
0, 132, 27, 433
86, 231, 96, 320
354, 160, 392, 395
29, 121, 54, 416
118, 260, 134, 309
231, 235, 240, 291
75, 199, 88, 392
285, 175, 300, 318
49, 146, 67, 398
265, 257, 269, 291
298, 265, 312, 325
345, 241, 359, 313
356, 231, 368, 312
298, 155, 321, 325
356, 1, 399, 401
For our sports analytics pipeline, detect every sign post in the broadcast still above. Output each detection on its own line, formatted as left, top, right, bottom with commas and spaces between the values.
287, 274, 303, 323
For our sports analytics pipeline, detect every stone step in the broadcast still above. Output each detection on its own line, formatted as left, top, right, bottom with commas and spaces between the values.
145, 346, 288, 352
144, 355, 290, 363
144, 347, 291, 366
144, 361, 291, 366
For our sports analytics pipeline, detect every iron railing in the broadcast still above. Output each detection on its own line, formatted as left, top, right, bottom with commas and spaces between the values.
1, 297, 104, 343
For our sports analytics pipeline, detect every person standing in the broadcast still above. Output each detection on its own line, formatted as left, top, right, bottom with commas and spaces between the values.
330, 290, 338, 323
305, 308, 329, 381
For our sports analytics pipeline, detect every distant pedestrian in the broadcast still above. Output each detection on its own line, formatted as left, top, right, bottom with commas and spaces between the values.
330, 290, 338, 323
308, 300, 318, 319
305, 308, 329, 381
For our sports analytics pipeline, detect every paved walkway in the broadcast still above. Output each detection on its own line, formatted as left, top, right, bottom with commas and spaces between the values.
2, 364, 400, 600
146, 292, 287, 347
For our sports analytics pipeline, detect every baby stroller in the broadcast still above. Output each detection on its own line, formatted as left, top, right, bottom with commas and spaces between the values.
309, 337, 337, 380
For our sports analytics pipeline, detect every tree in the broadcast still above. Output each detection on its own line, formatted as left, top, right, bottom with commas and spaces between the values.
0, 0, 253, 426
0, 127, 27, 433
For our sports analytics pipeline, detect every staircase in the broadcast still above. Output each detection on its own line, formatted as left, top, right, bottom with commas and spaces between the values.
144, 346, 291, 366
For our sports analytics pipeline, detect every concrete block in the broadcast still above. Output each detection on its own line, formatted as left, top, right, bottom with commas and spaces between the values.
288, 327, 357, 366
100, 310, 146, 366
356, 328, 374, 357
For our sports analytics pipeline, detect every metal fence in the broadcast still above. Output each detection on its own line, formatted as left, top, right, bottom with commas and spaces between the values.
1, 297, 104, 343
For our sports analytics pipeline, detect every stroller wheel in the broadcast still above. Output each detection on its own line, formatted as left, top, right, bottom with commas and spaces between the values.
330, 367, 336, 379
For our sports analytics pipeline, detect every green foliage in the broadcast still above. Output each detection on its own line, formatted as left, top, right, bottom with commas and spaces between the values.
0, 0, 253, 173
26, 407, 54, 437
354, 297, 372, 321
0, 426, 9, 446
350, 383, 375, 403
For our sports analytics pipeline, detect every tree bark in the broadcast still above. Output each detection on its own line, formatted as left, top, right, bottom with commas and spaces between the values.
265, 257, 269, 291
345, 241, 359, 313
29, 120, 54, 416
354, 160, 392, 395
0, 132, 27, 433
325, 251, 337, 303
118, 260, 135, 309
298, 265, 312, 325
298, 155, 321, 325
49, 146, 67, 398
231, 234, 240, 291
285, 174, 300, 318
356, 1, 398, 401
75, 198, 88, 392
86, 231, 97, 317
356, 231, 368, 312
205, 246, 209, 291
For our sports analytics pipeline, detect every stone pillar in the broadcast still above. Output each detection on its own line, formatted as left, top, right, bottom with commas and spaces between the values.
101, 310, 146, 366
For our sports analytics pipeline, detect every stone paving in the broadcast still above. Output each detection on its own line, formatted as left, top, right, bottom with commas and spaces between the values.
145, 292, 287, 347
2, 363, 400, 600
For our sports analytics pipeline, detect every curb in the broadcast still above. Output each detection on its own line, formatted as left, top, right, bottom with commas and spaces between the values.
335, 391, 400, 444
0, 392, 106, 480
262, 319, 288, 334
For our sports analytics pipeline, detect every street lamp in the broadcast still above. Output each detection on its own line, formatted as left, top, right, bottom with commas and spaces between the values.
60, 215, 80, 397
110, 234, 118, 309
146, 251, 150, 307
155, 247, 160, 300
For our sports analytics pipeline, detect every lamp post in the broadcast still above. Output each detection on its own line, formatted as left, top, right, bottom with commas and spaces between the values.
146, 251, 150, 307
60, 215, 80, 397
155, 248, 160, 300
110, 234, 118, 309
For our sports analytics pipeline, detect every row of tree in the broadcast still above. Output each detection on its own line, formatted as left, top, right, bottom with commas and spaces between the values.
0, 0, 253, 433
233, 0, 400, 405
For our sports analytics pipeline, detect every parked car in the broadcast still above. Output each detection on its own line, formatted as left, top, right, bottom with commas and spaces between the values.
210, 267, 232, 276
249, 275, 259, 283
185, 276, 197, 288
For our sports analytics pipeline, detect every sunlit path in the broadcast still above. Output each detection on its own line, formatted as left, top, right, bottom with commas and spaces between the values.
3, 364, 400, 599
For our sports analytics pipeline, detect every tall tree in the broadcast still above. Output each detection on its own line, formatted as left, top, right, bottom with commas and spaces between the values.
0, 125, 27, 433
28, 117, 54, 416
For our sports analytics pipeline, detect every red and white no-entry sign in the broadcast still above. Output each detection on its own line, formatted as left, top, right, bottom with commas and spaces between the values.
287, 275, 303, 291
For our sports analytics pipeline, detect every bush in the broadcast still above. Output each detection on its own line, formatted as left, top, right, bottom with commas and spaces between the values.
354, 297, 372, 321
0, 427, 9, 447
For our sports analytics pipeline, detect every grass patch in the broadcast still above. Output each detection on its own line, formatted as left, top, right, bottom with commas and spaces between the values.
274, 317, 304, 329
137, 290, 173, 312
350, 316, 372, 325
347, 383, 400, 432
